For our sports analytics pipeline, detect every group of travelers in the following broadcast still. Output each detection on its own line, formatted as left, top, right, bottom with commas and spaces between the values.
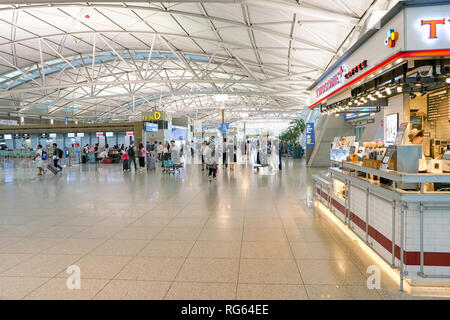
119, 140, 182, 173
32, 143, 64, 176
30, 136, 285, 177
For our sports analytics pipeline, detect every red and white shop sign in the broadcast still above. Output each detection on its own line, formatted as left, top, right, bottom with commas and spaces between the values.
405, 4, 450, 50
96, 132, 104, 137
125, 131, 134, 136
315, 65, 348, 99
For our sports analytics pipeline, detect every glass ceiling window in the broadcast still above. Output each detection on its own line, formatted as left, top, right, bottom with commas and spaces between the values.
0, 50, 210, 90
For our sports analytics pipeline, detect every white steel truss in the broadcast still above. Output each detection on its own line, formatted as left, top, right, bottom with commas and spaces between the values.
0, 0, 396, 123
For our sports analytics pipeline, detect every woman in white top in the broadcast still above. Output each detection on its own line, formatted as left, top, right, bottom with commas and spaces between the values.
156, 142, 163, 160
32, 144, 46, 176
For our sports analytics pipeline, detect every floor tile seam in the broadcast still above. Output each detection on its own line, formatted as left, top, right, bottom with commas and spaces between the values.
161, 214, 216, 299
121, 192, 199, 301
235, 187, 248, 299
273, 195, 310, 300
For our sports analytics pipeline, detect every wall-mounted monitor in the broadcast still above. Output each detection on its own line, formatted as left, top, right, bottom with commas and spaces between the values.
385, 113, 398, 144
4, 134, 12, 140
49, 133, 57, 138
68, 133, 75, 138
172, 125, 187, 141
344, 109, 370, 120
106, 132, 114, 137
144, 122, 158, 132
77, 133, 84, 137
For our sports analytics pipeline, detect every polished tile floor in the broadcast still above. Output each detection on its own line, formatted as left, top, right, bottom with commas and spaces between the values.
0, 158, 449, 300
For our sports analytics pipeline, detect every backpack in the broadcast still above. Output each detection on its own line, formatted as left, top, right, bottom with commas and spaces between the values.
41, 150, 48, 160
128, 146, 135, 157
58, 148, 63, 158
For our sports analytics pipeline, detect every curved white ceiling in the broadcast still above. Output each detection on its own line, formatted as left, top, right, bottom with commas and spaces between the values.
0, 0, 394, 123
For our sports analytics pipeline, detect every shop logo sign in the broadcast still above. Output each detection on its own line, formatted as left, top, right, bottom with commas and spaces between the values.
384, 29, 399, 47
315, 65, 348, 98
420, 19, 446, 39
344, 60, 368, 79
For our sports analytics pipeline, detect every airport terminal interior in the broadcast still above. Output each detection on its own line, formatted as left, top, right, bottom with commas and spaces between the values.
0, 0, 449, 300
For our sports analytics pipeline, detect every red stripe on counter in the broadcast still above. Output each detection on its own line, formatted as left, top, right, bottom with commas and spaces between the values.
316, 190, 450, 267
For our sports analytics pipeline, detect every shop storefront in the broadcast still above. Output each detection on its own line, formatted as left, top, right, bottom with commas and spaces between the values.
309, 0, 450, 290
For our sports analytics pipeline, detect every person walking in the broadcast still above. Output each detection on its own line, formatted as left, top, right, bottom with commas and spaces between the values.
201, 141, 208, 171
206, 141, 218, 182
279, 141, 283, 170
157, 142, 163, 160
128, 142, 137, 171
170, 140, 181, 164
222, 138, 228, 169
161, 142, 170, 172
121, 148, 130, 171
94, 144, 99, 162
52, 143, 63, 172
138, 143, 150, 172
32, 144, 46, 176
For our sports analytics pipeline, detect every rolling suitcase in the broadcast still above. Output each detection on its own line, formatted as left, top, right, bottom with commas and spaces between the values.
47, 163, 59, 175
148, 157, 156, 170
123, 159, 129, 171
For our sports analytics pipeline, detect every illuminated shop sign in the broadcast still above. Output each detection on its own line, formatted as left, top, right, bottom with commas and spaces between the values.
344, 60, 368, 79
315, 65, 348, 98
421, 19, 446, 39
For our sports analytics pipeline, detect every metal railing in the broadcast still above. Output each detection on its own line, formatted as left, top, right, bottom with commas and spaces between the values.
313, 163, 450, 291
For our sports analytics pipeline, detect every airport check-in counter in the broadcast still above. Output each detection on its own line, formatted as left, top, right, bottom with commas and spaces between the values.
312, 162, 450, 290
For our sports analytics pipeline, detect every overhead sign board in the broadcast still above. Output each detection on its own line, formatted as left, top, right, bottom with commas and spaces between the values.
0, 119, 18, 126
220, 122, 229, 134
141, 111, 172, 121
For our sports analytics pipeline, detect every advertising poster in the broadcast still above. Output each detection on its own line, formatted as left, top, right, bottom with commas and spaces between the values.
385, 113, 398, 144
306, 123, 315, 146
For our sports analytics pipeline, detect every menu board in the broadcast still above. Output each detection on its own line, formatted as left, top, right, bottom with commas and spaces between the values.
394, 122, 408, 145
427, 88, 448, 121
380, 145, 396, 171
